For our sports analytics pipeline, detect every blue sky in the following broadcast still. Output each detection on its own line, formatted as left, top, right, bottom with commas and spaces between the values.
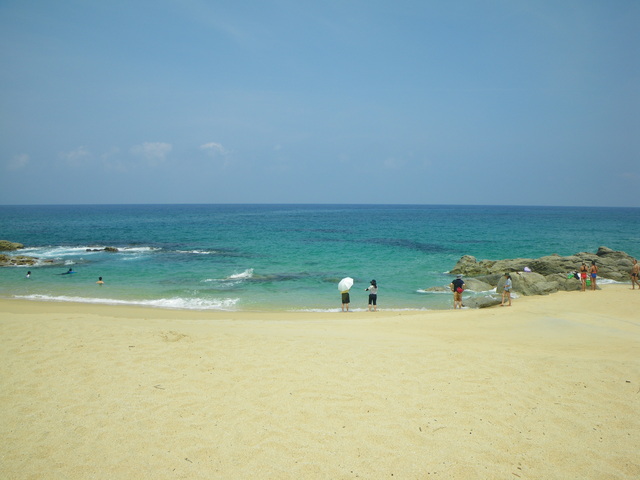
1, 0, 638, 206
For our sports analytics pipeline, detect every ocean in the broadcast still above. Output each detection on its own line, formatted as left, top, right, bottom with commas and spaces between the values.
1, 204, 638, 311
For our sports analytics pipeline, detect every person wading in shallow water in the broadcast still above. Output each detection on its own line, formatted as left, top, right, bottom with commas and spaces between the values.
365, 279, 378, 312
449, 274, 465, 309
341, 288, 350, 312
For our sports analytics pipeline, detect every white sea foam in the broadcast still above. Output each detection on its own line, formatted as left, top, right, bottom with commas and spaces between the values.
15, 294, 239, 311
177, 250, 214, 255
21, 245, 159, 258
227, 269, 254, 280
21, 246, 91, 258
204, 269, 254, 285
120, 246, 161, 253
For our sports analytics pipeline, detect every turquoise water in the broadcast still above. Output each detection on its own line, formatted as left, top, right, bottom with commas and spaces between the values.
1, 204, 638, 311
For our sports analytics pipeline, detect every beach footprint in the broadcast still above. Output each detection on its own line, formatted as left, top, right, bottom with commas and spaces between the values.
160, 330, 189, 342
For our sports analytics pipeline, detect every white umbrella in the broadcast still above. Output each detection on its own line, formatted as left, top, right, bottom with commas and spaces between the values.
338, 277, 354, 291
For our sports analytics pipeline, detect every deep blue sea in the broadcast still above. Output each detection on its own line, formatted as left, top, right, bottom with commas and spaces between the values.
1, 204, 638, 311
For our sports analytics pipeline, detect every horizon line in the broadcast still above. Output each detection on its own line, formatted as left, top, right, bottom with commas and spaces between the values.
0, 202, 638, 209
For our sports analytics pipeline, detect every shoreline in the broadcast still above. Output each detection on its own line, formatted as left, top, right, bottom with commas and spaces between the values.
0, 277, 629, 314
1, 284, 638, 479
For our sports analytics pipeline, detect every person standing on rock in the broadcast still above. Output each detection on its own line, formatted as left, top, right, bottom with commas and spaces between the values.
590, 261, 598, 291
450, 274, 465, 309
500, 273, 512, 306
631, 259, 640, 290
579, 262, 588, 292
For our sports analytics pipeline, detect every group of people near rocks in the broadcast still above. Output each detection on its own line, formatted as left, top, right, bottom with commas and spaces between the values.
578, 260, 600, 292
449, 272, 513, 308
449, 258, 640, 309
341, 258, 639, 312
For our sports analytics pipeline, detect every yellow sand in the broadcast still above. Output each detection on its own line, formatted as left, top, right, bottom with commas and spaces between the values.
1, 285, 638, 479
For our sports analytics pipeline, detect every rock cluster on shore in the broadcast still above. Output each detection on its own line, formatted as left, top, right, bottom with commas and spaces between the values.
446, 246, 636, 308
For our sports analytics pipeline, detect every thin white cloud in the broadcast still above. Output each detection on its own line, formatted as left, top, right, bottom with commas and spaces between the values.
200, 142, 227, 156
200, 142, 233, 167
131, 142, 172, 166
59, 146, 91, 166
7, 153, 30, 170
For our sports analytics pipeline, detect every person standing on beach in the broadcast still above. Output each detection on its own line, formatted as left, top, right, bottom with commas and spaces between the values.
450, 274, 465, 309
631, 259, 640, 290
500, 273, 512, 306
590, 261, 598, 291
341, 288, 350, 312
365, 279, 378, 311
579, 262, 588, 291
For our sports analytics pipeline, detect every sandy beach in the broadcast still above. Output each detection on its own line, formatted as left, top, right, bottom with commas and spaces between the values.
1, 284, 638, 479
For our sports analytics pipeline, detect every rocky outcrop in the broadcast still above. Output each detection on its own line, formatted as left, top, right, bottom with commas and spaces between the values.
0, 240, 24, 251
464, 295, 502, 309
0, 240, 35, 266
444, 246, 636, 307
462, 278, 494, 292
451, 246, 635, 283
496, 272, 565, 296
0, 254, 55, 267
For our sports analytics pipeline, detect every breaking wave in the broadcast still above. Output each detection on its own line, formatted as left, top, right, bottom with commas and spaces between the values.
15, 294, 239, 311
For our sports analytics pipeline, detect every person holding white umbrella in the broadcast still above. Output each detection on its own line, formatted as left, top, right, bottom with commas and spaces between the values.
338, 277, 353, 312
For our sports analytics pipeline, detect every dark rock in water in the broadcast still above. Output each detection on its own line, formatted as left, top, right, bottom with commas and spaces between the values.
424, 286, 449, 292
0, 253, 42, 266
0, 240, 24, 251
104, 246, 119, 252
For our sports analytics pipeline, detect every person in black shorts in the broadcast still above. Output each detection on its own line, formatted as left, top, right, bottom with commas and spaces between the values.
341, 289, 350, 312
365, 279, 378, 311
